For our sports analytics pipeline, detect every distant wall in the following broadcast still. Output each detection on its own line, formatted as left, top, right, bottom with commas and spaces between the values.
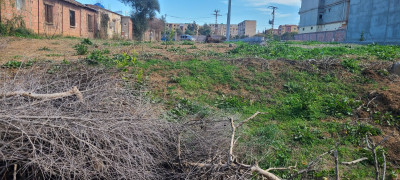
346, 0, 400, 44
294, 29, 346, 42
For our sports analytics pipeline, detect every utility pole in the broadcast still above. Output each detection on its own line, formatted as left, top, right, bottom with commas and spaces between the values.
226, 0, 232, 41
212, 9, 222, 35
268, 6, 278, 36
163, 14, 167, 48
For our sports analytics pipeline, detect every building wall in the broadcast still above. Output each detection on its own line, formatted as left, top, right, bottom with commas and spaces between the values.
299, 0, 320, 27
318, 0, 349, 25
121, 16, 132, 40
86, 6, 122, 39
238, 20, 256, 37
279, 25, 298, 35
210, 24, 238, 36
295, 29, 346, 42
346, 0, 400, 43
1, 0, 96, 38
298, 0, 349, 34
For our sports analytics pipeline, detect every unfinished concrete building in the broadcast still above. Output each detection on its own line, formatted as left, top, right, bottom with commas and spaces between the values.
346, 0, 400, 43
296, 0, 349, 42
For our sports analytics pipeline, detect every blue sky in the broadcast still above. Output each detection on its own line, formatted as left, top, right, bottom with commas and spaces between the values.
77, 0, 301, 32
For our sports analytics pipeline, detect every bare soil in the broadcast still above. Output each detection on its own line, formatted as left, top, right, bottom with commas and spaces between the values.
0, 37, 233, 63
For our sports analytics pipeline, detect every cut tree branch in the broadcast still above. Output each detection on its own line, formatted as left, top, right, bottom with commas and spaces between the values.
341, 157, 368, 165
1, 86, 83, 102
179, 112, 285, 180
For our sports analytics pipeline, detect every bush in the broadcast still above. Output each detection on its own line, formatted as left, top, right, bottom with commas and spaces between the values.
182, 41, 194, 45
74, 44, 88, 55
81, 38, 93, 45
341, 58, 361, 73
2, 60, 35, 68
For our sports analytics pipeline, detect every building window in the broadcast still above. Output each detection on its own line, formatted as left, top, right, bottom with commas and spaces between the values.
70, 10, 76, 27
319, 14, 323, 19
16, 0, 25, 10
45, 4, 53, 24
303, 28, 305, 31
311, 27, 313, 30
87, 14, 93, 32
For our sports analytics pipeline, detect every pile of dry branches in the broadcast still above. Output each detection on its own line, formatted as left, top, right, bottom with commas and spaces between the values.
0, 63, 178, 179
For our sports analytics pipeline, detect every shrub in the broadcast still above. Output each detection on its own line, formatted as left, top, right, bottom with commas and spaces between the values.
2, 61, 22, 68
341, 58, 361, 73
2, 60, 35, 68
182, 41, 194, 45
74, 44, 88, 55
81, 38, 93, 45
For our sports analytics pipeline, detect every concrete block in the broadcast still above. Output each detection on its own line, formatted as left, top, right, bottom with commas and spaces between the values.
390, 62, 400, 76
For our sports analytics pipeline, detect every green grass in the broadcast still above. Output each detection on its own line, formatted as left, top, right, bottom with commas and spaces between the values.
2, 60, 35, 68
229, 41, 400, 61
65, 40, 400, 178
46, 53, 63, 57
129, 55, 392, 179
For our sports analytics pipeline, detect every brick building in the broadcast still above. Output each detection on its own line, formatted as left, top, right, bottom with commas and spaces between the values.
121, 16, 133, 40
86, 4, 123, 39
143, 18, 163, 41
1, 0, 98, 38
0, 0, 133, 39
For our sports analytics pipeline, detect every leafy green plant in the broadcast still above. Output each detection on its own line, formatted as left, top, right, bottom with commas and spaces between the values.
46, 54, 63, 57
74, 44, 88, 55
120, 41, 133, 46
2, 61, 22, 68
341, 58, 361, 73
181, 41, 194, 45
38, 47, 51, 51
81, 38, 93, 45
189, 45, 197, 49
2, 60, 35, 68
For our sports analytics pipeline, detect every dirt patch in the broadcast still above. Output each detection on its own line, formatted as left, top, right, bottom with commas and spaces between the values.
370, 127, 400, 167
0, 37, 234, 64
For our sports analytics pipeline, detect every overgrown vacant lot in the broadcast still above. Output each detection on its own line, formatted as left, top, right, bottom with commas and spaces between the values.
1, 37, 400, 179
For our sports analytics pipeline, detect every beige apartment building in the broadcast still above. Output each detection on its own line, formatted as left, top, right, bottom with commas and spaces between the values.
278, 25, 298, 35
209, 24, 238, 37
167, 23, 189, 33
238, 20, 256, 37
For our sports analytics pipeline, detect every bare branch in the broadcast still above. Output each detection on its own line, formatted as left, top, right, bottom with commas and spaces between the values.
235, 111, 266, 129
1, 86, 83, 102
382, 151, 386, 180
341, 157, 368, 165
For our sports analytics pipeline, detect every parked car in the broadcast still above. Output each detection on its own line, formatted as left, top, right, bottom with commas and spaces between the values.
180, 35, 195, 41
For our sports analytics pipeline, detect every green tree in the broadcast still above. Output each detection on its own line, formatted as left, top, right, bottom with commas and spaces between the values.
120, 0, 160, 40
185, 29, 195, 35
187, 21, 198, 32
198, 24, 211, 36
176, 28, 184, 35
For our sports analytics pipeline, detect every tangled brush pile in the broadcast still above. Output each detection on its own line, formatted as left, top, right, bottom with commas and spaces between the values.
0, 63, 178, 179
